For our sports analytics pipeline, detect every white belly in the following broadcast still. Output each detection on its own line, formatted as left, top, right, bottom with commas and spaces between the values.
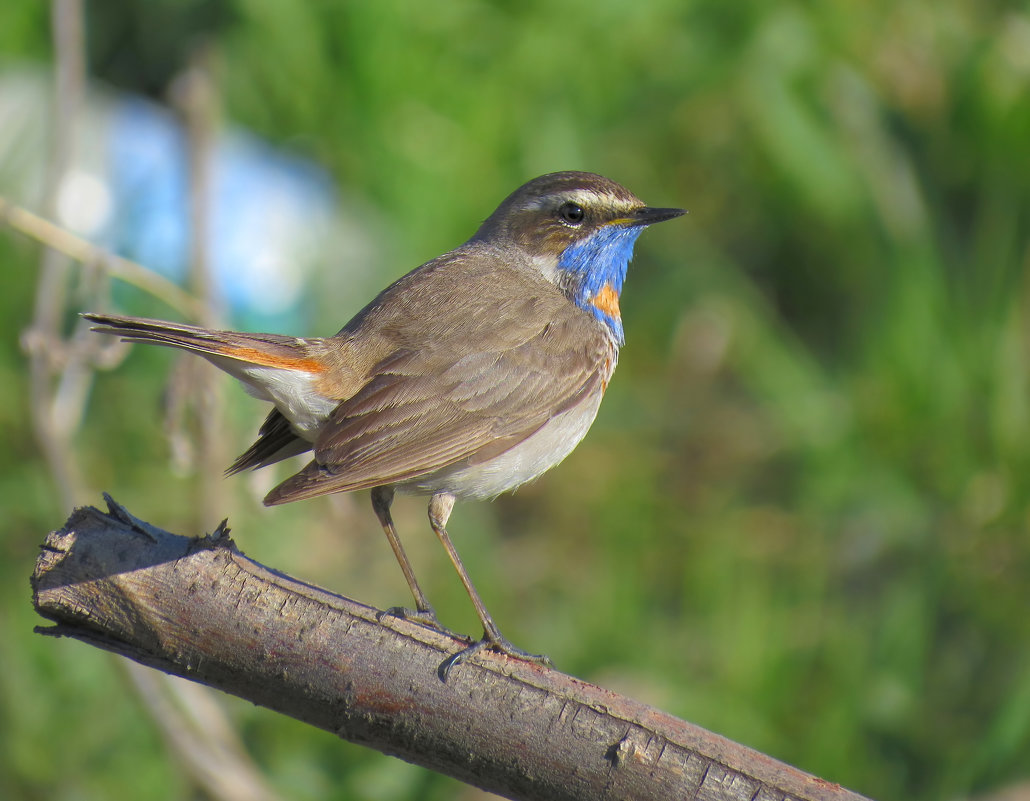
401, 389, 605, 500
205, 354, 336, 441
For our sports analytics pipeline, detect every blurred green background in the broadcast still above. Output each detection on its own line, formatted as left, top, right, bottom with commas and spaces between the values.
3, 1, 1030, 799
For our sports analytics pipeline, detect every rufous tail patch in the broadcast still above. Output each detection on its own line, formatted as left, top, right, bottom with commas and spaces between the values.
218, 345, 326, 373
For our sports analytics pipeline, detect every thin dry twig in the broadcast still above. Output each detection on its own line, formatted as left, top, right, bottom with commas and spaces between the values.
125, 665, 283, 801
25, 0, 88, 512
14, 7, 281, 797
170, 44, 229, 529
1, 196, 202, 319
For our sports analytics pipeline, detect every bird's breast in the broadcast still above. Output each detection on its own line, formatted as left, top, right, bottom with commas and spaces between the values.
588, 282, 621, 324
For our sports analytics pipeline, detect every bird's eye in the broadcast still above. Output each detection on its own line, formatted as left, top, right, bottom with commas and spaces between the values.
558, 202, 585, 225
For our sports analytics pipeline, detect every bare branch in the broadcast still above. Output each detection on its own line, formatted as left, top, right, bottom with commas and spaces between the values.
18, 9, 271, 797
123, 664, 283, 801
25, 0, 89, 512
33, 497, 874, 801
0, 196, 202, 319
170, 43, 229, 529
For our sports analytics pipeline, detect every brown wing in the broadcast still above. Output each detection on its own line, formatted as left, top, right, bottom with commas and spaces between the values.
264, 250, 612, 504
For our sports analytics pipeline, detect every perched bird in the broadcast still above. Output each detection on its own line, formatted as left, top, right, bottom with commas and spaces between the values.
85, 171, 684, 676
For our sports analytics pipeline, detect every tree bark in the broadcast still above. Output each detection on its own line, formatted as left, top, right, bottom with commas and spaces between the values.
32, 496, 873, 801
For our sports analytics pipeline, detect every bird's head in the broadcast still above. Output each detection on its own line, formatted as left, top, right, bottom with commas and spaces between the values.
472, 171, 684, 345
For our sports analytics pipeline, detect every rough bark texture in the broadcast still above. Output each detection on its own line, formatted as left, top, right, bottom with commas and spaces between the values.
32, 497, 873, 801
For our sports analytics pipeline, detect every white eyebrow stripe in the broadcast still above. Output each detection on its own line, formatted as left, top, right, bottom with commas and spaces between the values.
522, 189, 628, 211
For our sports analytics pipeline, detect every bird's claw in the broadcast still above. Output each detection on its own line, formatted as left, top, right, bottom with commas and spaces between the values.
378, 605, 465, 640
437, 632, 552, 682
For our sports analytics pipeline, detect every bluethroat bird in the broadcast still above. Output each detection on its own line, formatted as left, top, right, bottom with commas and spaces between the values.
85, 171, 684, 676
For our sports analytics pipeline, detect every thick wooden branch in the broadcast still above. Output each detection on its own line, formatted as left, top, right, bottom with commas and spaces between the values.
32, 497, 873, 801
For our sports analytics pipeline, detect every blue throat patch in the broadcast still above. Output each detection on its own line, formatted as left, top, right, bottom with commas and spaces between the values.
557, 224, 644, 346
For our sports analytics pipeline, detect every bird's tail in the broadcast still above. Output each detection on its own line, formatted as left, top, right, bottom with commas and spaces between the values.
82, 312, 316, 368
84, 312, 323, 474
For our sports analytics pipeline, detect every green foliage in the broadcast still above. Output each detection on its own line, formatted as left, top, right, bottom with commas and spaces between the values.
2, 1, 1030, 800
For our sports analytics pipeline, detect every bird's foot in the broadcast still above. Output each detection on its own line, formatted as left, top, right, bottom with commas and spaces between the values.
437, 631, 552, 681
378, 605, 464, 639
380, 604, 440, 627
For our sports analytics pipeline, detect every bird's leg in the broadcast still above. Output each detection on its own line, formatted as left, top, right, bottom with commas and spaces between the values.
370, 486, 443, 630
428, 492, 552, 680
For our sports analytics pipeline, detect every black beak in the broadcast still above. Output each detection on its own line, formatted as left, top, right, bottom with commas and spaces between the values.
627, 206, 687, 227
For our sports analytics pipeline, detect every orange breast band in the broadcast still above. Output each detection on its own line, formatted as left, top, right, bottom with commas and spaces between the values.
590, 283, 621, 320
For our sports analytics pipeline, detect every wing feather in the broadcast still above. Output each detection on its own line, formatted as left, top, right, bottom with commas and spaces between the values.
265, 253, 613, 505
227, 408, 311, 475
